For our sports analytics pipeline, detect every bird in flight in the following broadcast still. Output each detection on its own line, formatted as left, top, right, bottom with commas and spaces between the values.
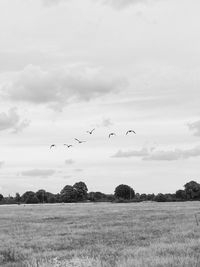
109, 133, 116, 138
74, 138, 86, 144
86, 128, 95, 135
126, 130, 136, 135
64, 144, 73, 148
50, 144, 56, 149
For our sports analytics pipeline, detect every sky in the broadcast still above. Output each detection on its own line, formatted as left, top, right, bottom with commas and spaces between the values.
0, 0, 200, 196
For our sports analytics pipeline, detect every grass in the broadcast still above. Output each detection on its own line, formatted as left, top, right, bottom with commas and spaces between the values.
0, 202, 200, 266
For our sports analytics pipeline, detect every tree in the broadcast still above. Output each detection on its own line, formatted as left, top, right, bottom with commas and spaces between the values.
15, 193, 21, 204
184, 181, 200, 200
36, 189, 47, 203
140, 194, 147, 201
88, 191, 106, 202
154, 193, 167, 202
26, 194, 39, 204
0, 194, 3, 202
73, 181, 88, 201
46, 192, 56, 203
21, 191, 37, 203
114, 184, 135, 200
60, 185, 77, 202
175, 189, 187, 200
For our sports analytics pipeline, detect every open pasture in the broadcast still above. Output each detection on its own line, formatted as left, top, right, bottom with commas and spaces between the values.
0, 202, 200, 267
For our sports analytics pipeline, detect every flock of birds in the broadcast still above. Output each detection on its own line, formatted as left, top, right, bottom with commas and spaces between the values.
50, 129, 136, 149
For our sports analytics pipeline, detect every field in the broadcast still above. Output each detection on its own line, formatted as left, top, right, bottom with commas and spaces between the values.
0, 202, 200, 267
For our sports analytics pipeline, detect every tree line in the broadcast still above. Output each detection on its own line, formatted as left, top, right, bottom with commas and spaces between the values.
0, 180, 200, 205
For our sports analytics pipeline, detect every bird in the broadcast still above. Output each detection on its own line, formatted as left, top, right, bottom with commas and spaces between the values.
109, 133, 116, 138
86, 128, 95, 135
74, 138, 86, 144
126, 130, 136, 135
64, 144, 73, 148
50, 144, 56, 149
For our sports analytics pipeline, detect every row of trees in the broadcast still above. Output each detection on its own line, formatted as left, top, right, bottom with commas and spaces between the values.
0, 180, 200, 204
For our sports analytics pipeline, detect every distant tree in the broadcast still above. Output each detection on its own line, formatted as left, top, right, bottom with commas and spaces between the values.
54, 193, 61, 203
88, 191, 106, 202
73, 181, 88, 201
46, 192, 56, 203
140, 194, 147, 201
175, 189, 187, 200
164, 193, 175, 202
184, 181, 200, 200
61, 185, 77, 202
15, 193, 21, 204
105, 194, 115, 202
154, 193, 167, 202
0, 194, 3, 202
36, 189, 47, 203
25, 194, 39, 204
146, 194, 155, 201
21, 191, 36, 203
114, 184, 135, 200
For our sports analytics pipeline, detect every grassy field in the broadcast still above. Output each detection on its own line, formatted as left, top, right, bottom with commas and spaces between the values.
0, 202, 200, 267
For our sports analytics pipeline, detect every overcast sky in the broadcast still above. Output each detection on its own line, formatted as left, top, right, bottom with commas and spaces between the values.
0, 0, 200, 196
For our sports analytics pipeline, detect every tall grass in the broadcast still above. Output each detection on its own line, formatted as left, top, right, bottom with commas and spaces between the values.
0, 202, 200, 266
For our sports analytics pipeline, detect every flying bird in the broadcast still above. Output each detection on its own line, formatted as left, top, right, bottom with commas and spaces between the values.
109, 133, 116, 138
74, 138, 86, 144
86, 128, 95, 135
64, 144, 73, 148
50, 144, 56, 149
126, 130, 136, 135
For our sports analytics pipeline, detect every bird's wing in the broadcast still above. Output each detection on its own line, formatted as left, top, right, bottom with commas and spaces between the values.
91, 128, 95, 132
126, 131, 129, 135
75, 138, 80, 142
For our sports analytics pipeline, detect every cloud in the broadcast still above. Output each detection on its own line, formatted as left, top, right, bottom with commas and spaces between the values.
101, 118, 113, 127
65, 159, 74, 165
3, 65, 126, 110
0, 161, 4, 168
41, 0, 66, 7
0, 108, 30, 133
99, 0, 147, 9
112, 148, 149, 158
63, 175, 71, 179
21, 169, 55, 178
74, 168, 83, 172
112, 146, 200, 161
96, 118, 113, 128
188, 120, 200, 136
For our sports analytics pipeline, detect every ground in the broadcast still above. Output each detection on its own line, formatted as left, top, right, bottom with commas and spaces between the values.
0, 202, 200, 267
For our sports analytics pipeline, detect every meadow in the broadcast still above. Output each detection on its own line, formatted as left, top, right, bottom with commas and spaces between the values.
0, 202, 200, 267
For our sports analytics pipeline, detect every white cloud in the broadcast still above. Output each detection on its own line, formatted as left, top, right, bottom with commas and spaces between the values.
21, 169, 55, 177
101, 118, 113, 127
112, 146, 200, 161
65, 159, 74, 165
0, 161, 4, 168
3, 65, 126, 110
100, 0, 147, 9
112, 148, 149, 158
188, 120, 200, 136
74, 168, 83, 172
41, 0, 66, 7
0, 108, 30, 133
95, 118, 113, 128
